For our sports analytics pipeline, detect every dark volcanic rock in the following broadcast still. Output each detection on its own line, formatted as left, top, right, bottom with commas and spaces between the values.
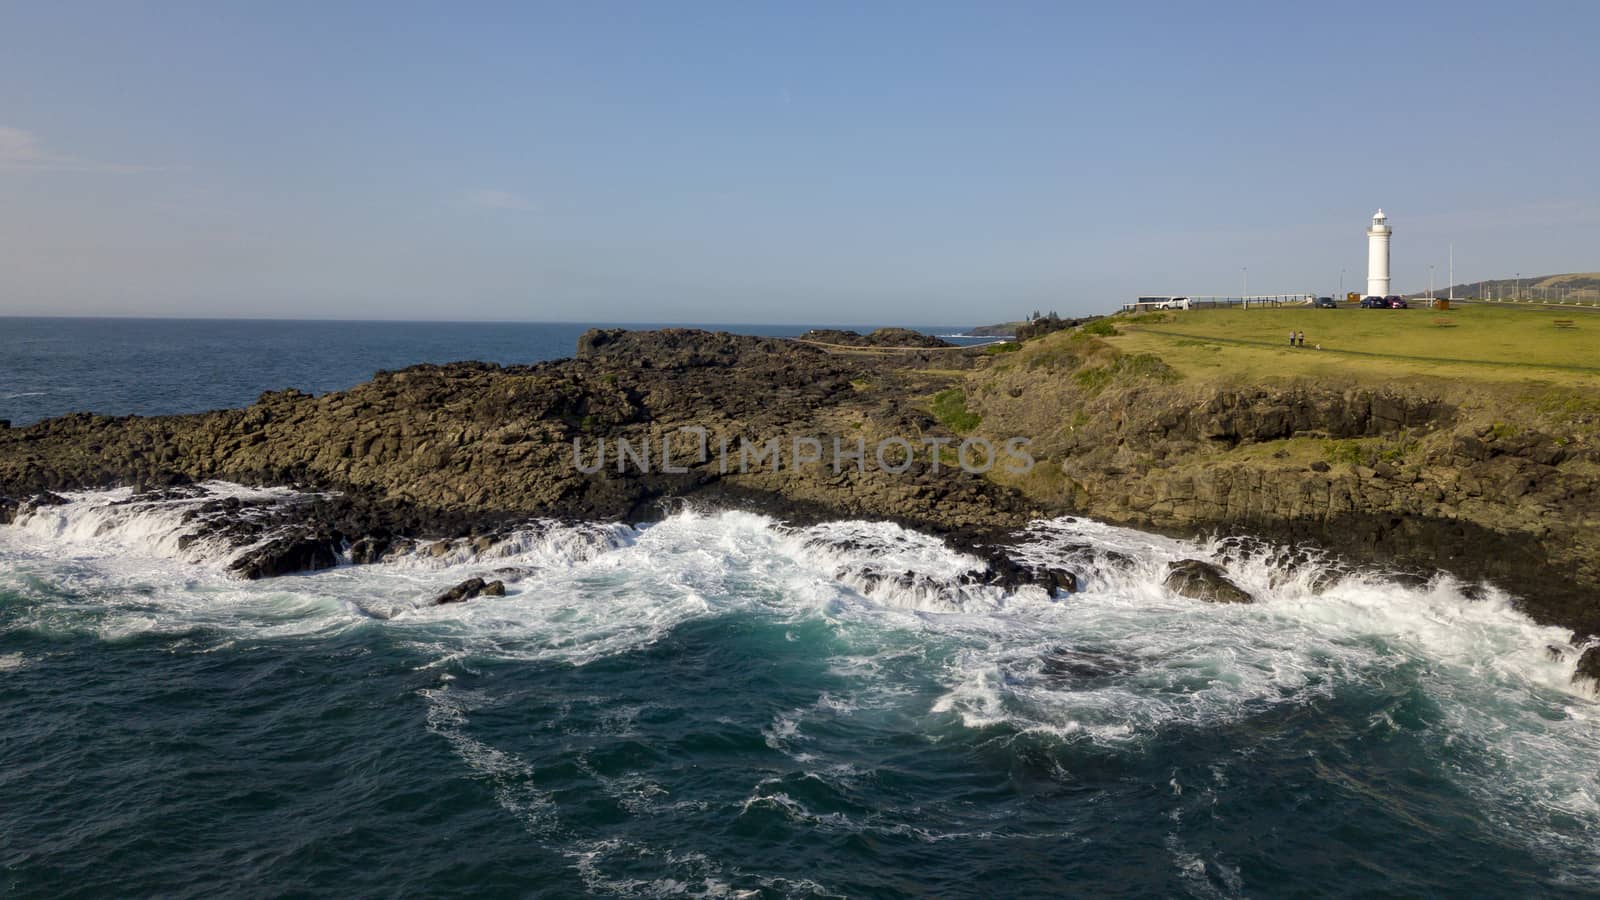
481, 579, 507, 597
965, 549, 1077, 598
1574, 646, 1600, 691
576, 327, 828, 367
3, 491, 70, 525
433, 577, 487, 605
348, 534, 393, 565
0, 328, 1032, 541
1164, 559, 1254, 604
132, 471, 194, 494
229, 532, 342, 580
801, 328, 953, 349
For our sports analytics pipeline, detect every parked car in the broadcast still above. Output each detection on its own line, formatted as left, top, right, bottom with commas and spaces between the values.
1315, 296, 1337, 308
1156, 297, 1191, 310
1387, 297, 1408, 309
1360, 296, 1387, 308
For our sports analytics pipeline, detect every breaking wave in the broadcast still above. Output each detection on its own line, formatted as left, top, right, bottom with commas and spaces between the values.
3, 482, 1598, 888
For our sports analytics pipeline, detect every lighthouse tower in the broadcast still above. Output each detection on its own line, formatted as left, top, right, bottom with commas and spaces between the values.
1366, 209, 1392, 297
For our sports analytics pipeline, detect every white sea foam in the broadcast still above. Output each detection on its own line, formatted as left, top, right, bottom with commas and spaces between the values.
4, 482, 317, 568
420, 685, 558, 834
3, 484, 1598, 862
379, 520, 637, 571
565, 837, 842, 899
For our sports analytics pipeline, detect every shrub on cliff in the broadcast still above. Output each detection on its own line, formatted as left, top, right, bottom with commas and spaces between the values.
1017, 314, 1099, 342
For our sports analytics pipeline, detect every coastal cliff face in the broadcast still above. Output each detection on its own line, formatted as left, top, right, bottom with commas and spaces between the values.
3, 326, 1598, 637
965, 332, 1600, 635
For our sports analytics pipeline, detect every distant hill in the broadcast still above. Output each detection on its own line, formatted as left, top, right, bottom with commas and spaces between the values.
1408, 272, 1600, 303
967, 321, 1027, 336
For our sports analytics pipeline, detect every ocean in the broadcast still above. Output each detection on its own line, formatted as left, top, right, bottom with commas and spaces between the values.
0, 317, 997, 428
1, 318, 1598, 897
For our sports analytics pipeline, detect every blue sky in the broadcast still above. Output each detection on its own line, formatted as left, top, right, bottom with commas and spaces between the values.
2, 1, 1596, 324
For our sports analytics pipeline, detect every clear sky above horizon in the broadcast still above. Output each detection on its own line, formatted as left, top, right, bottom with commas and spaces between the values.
2, 1, 1597, 325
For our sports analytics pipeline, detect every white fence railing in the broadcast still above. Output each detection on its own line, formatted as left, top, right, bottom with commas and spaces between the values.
1123, 295, 1313, 311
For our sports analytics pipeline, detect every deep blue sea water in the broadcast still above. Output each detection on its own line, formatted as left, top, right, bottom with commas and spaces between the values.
0, 317, 993, 427
2, 319, 1598, 898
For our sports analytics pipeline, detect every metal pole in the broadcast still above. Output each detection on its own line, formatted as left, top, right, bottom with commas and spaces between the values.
1448, 244, 1454, 301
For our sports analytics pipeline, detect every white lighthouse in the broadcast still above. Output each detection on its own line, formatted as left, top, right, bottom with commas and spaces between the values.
1366, 209, 1392, 297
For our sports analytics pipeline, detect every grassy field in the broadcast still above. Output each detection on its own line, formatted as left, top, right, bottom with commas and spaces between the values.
1106, 305, 1600, 389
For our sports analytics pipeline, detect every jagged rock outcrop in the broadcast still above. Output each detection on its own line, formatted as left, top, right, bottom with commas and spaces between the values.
1, 492, 69, 526
432, 573, 486, 602
966, 548, 1077, 598
1164, 559, 1254, 604
5, 324, 1600, 641
0, 329, 1033, 552
800, 328, 954, 349
230, 532, 342, 580
1574, 646, 1600, 694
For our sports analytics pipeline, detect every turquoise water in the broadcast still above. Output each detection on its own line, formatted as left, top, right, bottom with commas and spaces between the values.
2, 495, 1598, 897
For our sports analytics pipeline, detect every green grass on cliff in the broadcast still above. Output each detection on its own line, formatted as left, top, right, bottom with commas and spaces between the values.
1071, 353, 1183, 392
930, 388, 981, 432
1108, 305, 1600, 388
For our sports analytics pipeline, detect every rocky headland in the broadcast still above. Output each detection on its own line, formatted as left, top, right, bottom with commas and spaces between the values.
3, 323, 1599, 660
798, 327, 955, 348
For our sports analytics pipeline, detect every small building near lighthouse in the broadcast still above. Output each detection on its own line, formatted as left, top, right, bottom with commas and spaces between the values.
1366, 209, 1392, 297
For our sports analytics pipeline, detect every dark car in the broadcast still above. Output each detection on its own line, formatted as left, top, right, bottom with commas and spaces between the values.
1315, 296, 1337, 308
1360, 296, 1386, 308
1387, 297, 1408, 309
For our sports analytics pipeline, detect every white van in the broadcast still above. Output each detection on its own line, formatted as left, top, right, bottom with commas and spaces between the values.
1156, 297, 1191, 310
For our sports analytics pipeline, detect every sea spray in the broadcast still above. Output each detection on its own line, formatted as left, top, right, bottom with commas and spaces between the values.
3, 484, 1599, 893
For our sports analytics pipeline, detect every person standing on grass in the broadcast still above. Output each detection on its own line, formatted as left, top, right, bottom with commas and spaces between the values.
1289, 329, 1296, 347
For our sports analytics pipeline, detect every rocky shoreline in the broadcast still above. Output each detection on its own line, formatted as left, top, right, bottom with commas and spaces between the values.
3, 325, 1598, 674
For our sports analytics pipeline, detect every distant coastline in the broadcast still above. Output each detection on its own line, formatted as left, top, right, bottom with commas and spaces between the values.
965, 321, 1027, 337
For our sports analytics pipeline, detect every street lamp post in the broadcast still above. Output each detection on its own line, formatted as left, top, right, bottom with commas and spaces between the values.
1242, 267, 1248, 306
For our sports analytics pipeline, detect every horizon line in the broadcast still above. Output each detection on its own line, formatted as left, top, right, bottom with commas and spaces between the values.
0, 313, 1013, 328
